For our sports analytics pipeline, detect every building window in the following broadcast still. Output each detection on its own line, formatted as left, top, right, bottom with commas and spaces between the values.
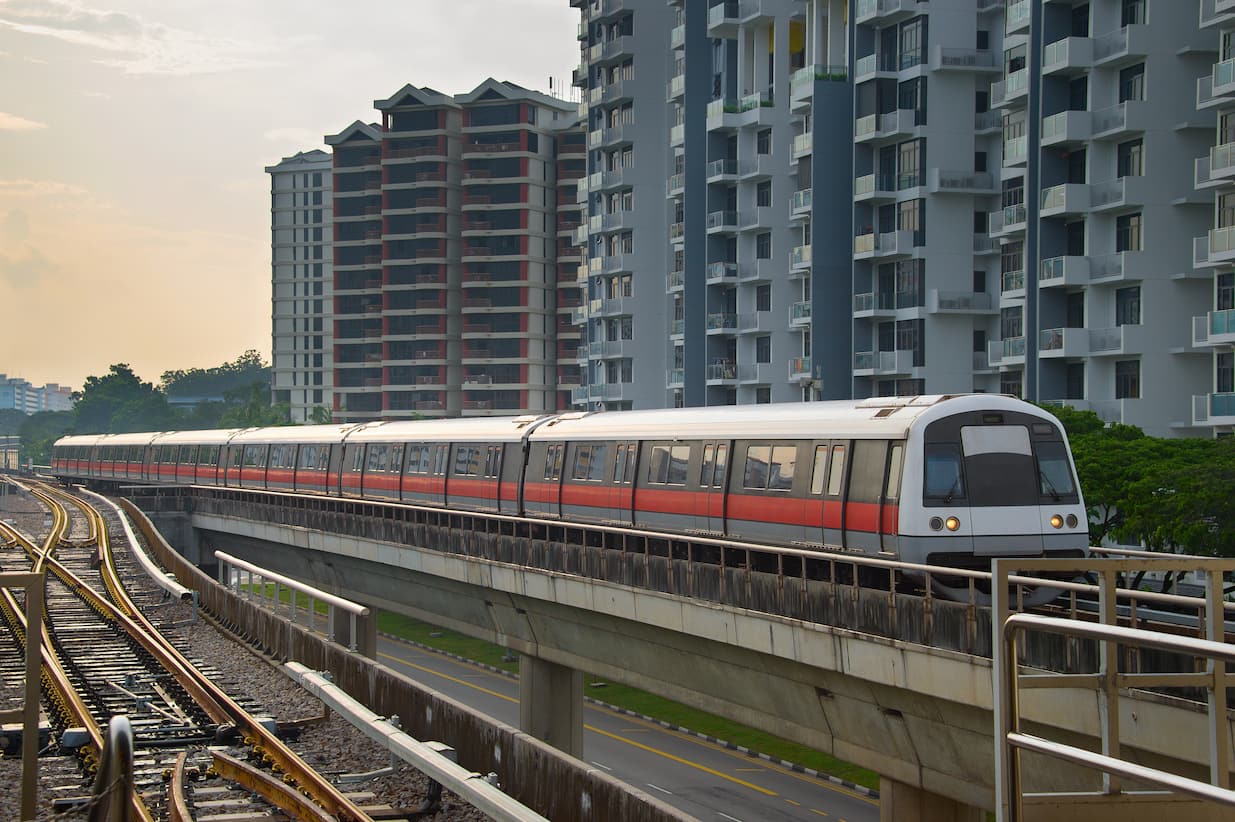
1219, 352, 1234, 394
1115, 360, 1140, 399
895, 319, 924, 367
897, 198, 924, 243
756, 232, 772, 259
897, 139, 923, 189
898, 77, 927, 125
756, 386, 771, 403
895, 259, 924, 308
756, 129, 771, 155
1119, 63, 1145, 103
1116, 213, 1142, 251
756, 335, 771, 363
1220, 193, 1235, 229
1001, 306, 1023, 340
756, 180, 772, 208
1000, 371, 1023, 398
1117, 139, 1143, 177
756, 283, 771, 311
899, 17, 927, 69
1219, 273, 1235, 310
1115, 286, 1141, 326
1121, 0, 1146, 26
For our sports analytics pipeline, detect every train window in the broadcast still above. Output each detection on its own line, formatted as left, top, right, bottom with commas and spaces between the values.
160, 445, 176, 463
810, 446, 828, 495
769, 446, 796, 491
701, 445, 716, 486
367, 445, 388, 472
433, 445, 449, 475
230, 448, 243, 469
242, 445, 266, 468
923, 444, 965, 501
404, 445, 425, 474
484, 446, 501, 478
350, 447, 364, 472
614, 444, 629, 482
886, 443, 904, 499
572, 444, 608, 481
454, 445, 481, 476
827, 445, 846, 496
389, 444, 404, 473
319, 446, 331, 471
300, 445, 319, 469
713, 444, 728, 487
543, 444, 564, 480
743, 446, 770, 489
1034, 441, 1076, 499
179, 446, 197, 465
647, 444, 689, 485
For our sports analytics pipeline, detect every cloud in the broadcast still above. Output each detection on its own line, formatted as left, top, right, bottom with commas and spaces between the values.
0, 245, 55, 288
0, 0, 282, 75
0, 111, 46, 130
0, 179, 88, 197
1, 209, 29, 242
80, 90, 110, 99
263, 126, 328, 147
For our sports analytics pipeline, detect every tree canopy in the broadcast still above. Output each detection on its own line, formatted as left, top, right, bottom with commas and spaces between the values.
1043, 405, 1235, 558
73, 364, 178, 434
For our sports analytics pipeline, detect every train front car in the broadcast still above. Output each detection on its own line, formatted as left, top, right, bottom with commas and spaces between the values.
897, 395, 1089, 602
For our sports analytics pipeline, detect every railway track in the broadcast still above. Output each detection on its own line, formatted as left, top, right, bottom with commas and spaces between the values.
0, 480, 380, 821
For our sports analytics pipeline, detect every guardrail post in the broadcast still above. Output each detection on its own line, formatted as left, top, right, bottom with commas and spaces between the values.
1098, 566, 1120, 795
1206, 568, 1230, 789
21, 572, 44, 822
992, 559, 1016, 822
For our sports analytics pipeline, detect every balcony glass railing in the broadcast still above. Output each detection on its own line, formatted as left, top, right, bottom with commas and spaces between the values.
667, 270, 684, 290
1003, 135, 1027, 164
1006, 67, 1029, 95
1006, 0, 1030, 30
1213, 142, 1235, 174
789, 357, 811, 377
707, 312, 737, 331
793, 132, 814, 153
1004, 203, 1028, 227
1003, 336, 1026, 357
1212, 392, 1235, 418
1041, 256, 1067, 282
1212, 307, 1235, 335
790, 301, 812, 322
793, 188, 812, 210
1217, 58, 1235, 89
791, 245, 812, 267
707, 262, 738, 281
1212, 224, 1235, 254
706, 158, 737, 177
1002, 269, 1026, 292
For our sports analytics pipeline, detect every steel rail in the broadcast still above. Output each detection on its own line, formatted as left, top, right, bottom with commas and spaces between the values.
211, 750, 338, 822
38, 484, 376, 822
167, 752, 193, 822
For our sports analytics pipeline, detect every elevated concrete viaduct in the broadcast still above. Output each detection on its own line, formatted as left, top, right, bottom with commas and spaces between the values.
137, 489, 1233, 821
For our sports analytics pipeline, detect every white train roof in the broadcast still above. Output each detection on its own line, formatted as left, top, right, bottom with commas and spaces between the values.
344, 415, 550, 444
227, 423, 373, 445
529, 395, 1056, 442
151, 429, 248, 447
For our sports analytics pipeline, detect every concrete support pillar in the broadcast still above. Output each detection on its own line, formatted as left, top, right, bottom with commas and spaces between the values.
328, 606, 377, 659
518, 655, 583, 759
879, 778, 984, 822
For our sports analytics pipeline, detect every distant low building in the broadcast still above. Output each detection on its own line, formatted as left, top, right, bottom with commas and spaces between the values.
0, 375, 74, 414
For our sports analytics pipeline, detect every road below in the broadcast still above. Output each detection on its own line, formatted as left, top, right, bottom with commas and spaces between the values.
375, 634, 880, 822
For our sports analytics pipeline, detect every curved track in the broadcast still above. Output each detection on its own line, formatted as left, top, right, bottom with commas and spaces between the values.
0, 479, 376, 821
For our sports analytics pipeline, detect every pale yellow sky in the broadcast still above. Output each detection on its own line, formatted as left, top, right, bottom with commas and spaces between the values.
0, 0, 578, 390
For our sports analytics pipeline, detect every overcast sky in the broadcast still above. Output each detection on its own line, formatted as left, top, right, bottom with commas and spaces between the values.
0, 0, 579, 390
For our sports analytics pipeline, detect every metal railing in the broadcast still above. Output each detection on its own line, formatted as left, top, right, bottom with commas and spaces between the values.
993, 556, 1235, 821
215, 550, 370, 651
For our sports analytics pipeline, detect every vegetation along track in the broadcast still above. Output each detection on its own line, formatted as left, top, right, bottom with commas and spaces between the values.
0, 479, 377, 821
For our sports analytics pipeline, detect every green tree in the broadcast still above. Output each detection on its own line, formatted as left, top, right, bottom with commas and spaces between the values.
19, 410, 74, 465
73, 364, 176, 434
307, 406, 333, 425
218, 382, 291, 428
0, 408, 28, 436
161, 350, 269, 400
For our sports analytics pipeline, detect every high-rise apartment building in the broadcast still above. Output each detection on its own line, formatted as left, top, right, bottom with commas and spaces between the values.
0, 375, 73, 414
1192, 0, 1235, 435
266, 150, 334, 423
569, 0, 1219, 437
313, 81, 580, 423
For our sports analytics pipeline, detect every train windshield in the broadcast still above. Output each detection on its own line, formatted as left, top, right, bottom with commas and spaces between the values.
924, 424, 1078, 507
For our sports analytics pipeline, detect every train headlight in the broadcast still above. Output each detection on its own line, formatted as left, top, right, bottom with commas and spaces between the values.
929, 516, 943, 531
1065, 514, 1078, 528
944, 516, 960, 532
1050, 514, 1064, 529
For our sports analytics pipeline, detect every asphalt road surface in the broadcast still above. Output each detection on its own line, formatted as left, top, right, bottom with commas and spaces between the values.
375, 635, 880, 822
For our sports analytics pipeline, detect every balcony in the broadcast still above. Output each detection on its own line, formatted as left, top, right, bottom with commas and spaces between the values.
928, 169, 996, 195
666, 269, 684, 292
988, 336, 1026, 367
706, 261, 739, 283
666, 172, 685, 196
989, 204, 1027, 237
670, 123, 684, 146
1041, 110, 1091, 146
670, 23, 684, 49
707, 0, 740, 35
854, 109, 920, 142
1039, 255, 1090, 288
788, 357, 811, 382
1002, 135, 1027, 167
1005, 0, 1029, 33
1089, 176, 1147, 212
706, 360, 738, 384
855, 0, 922, 24
706, 312, 738, 333
1042, 37, 1093, 75
1092, 25, 1150, 68
1088, 324, 1147, 356
1038, 327, 1088, 358
791, 132, 813, 159
1210, 142, 1235, 186
991, 69, 1028, 108
792, 188, 813, 214
667, 73, 685, 100
706, 158, 739, 181
853, 230, 918, 260
854, 173, 896, 201
1091, 101, 1148, 139
791, 244, 812, 269
667, 369, 684, 388
927, 290, 994, 314
1040, 183, 1090, 217
854, 54, 895, 83
706, 210, 739, 233
853, 349, 915, 375
1197, 74, 1235, 111
706, 98, 742, 131
853, 291, 896, 317
1001, 269, 1026, 296
1193, 308, 1235, 347
1193, 393, 1235, 426
974, 235, 999, 255
791, 64, 847, 110
789, 301, 812, 326
930, 46, 998, 73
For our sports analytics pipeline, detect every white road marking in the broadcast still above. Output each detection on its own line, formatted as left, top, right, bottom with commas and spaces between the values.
647, 783, 673, 795
591, 761, 612, 771
718, 813, 743, 822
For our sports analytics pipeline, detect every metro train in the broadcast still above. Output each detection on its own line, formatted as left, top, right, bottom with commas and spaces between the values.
51, 395, 1089, 599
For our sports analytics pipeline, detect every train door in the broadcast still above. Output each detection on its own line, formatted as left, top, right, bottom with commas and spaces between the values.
822, 442, 848, 547
610, 442, 637, 525
844, 440, 887, 553
480, 444, 502, 511
881, 443, 904, 554
697, 441, 729, 534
